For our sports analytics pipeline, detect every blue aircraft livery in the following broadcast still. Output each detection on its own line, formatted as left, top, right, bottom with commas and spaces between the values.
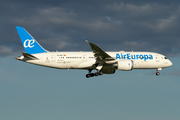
16, 26, 47, 54
116, 53, 153, 61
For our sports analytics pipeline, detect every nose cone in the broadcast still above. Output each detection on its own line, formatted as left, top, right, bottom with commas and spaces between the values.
163, 59, 173, 68
169, 60, 173, 67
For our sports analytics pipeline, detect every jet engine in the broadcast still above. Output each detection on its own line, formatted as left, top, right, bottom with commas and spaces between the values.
116, 60, 133, 71
101, 69, 116, 74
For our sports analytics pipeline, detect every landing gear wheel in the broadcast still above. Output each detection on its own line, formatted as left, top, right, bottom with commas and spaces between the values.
86, 74, 91, 78
86, 70, 103, 78
156, 72, 160, 76
95, 72, 99, 76
90, 73, 95, 77
99, 71, 103, 75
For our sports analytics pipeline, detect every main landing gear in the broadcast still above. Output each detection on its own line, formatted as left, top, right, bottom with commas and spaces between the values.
86, 70, 103, 78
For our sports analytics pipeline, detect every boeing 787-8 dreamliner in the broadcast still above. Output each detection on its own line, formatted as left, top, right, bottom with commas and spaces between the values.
16, 27, 172, 78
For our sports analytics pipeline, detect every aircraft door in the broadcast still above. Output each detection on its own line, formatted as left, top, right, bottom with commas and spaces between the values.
83, 55, 87, 61
155, 55, 163, 67
155, 56, 160, 62
45, 56, 50, 63
51, 55, 56, 62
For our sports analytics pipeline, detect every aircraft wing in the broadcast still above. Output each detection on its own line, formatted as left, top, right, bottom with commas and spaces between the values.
86, 40, 115, 64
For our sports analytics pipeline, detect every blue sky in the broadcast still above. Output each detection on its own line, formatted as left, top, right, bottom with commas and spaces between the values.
1, 0, 180, 120
0, 56, 179, 120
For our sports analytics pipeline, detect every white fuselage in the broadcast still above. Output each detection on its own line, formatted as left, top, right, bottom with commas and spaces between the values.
15, 27, 173, 77
22, 51, 172, 70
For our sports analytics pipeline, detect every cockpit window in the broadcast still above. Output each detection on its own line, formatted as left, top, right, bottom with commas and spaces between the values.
164, 57, 168, 59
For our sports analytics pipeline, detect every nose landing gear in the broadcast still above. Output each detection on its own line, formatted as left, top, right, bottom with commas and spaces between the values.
156, 72, 160, 76
156, 68, 162, 76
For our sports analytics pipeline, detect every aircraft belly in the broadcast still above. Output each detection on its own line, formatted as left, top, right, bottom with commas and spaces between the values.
133, 60, 164, 69
139, 61, 149, 68
77, 60, 95, 68
133, 60, 153, 69
132, 60, 140, 69
64, 61, 80, 69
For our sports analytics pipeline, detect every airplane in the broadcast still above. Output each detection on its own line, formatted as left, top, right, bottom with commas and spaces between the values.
15, 26, 173, 78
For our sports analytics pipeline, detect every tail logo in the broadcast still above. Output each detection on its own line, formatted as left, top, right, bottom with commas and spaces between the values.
24, 39, 35, 48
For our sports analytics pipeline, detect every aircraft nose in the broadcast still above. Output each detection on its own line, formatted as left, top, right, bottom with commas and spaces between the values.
169, 60, 173, 67
163, 59, 173, 68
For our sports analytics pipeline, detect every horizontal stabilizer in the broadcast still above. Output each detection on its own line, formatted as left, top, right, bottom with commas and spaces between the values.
22, 52, 39, 60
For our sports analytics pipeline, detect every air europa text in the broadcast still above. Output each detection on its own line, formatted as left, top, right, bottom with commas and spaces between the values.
116, 53, 153, 61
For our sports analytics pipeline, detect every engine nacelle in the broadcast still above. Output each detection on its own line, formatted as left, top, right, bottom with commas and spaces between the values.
101, 69, 116, 74
100, 64, 116, 74
116, 60, 133, 71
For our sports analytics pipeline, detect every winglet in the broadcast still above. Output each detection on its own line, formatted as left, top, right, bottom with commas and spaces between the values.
85, 40, 89, 43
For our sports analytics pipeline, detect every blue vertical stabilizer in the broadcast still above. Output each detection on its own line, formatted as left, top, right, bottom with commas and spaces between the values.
16, 26, 47, 54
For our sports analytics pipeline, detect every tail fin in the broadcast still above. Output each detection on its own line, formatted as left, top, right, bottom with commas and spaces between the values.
16, 26, 47, 54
